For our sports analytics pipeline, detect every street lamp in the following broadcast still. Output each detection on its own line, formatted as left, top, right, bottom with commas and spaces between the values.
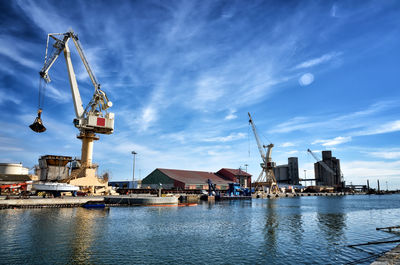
131, 151, 137, 189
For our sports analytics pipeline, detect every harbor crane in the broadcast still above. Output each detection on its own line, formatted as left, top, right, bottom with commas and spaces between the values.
248, 113, 279, 194
307, 149, 336, 175
307, 149, 344, 186
30, 30, 114, 188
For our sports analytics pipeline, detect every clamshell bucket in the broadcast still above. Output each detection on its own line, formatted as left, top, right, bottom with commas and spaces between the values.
29, 109, 46, 133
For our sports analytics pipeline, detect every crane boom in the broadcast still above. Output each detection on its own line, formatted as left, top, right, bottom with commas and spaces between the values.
307, 149, 336, 175
34, 29, 114, 135
248, 112, 266, 163
70, 36, 99, 89
63, 38, 85, 118
248, 112, 279, 194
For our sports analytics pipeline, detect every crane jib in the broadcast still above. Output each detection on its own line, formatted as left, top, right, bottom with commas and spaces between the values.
30, 29, 115, 135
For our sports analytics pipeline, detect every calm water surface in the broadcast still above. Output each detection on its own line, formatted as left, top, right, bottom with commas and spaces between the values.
1, 195, 400, 264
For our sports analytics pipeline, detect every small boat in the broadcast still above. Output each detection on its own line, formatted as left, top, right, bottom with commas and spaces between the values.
82, 201, 106, 209
178, 203, 198, 207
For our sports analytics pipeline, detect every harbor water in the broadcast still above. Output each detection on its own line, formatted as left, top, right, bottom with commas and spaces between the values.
1, 194, 400, 264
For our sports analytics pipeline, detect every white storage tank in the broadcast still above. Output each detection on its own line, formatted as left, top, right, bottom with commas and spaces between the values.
0, 163, 29, 175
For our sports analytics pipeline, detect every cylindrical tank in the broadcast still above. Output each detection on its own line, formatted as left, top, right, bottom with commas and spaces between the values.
0, 163, 29, 175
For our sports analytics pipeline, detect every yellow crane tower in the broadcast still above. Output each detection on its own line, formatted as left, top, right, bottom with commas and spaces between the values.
248, 113, 280, 195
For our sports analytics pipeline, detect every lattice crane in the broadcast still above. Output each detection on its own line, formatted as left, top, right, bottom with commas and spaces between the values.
248, 112, 279, 194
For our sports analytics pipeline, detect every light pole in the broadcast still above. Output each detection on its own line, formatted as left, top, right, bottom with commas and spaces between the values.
244, 164, 248, 172
131, 151, 137, 189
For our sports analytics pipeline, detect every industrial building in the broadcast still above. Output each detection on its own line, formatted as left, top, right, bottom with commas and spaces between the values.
142, 168, 234, 190
34, 155, 108, 193
0, 163, 31, 184
273, 157, 299, 185
314, 151, 343, 188
37, 155, 72, 181
0, 163, 33, 194
109, 180, 142, 189
216, 168, 251, 188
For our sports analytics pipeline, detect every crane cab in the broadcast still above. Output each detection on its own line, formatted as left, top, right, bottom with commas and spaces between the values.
74, 112, 114, 134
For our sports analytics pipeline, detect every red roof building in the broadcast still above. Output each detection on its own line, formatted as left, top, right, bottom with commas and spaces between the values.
216, 168, 252, 188
141, 168, 232, 190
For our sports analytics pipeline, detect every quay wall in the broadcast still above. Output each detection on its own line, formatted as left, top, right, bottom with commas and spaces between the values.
0, 196, 104, 209
371, 244, 400, 264
104, 195, 178, 205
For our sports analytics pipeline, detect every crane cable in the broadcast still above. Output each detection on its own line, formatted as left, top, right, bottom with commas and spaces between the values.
29, 37, 54, 133
38, 77, 46, 110
248, 124, 251, 157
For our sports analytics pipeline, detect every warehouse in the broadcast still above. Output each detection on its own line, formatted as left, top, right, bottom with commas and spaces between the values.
142, 168, 232, 190
216, 168, 252, 188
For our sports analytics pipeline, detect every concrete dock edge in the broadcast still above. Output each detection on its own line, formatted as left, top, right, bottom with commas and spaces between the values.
371, 244, 400, 265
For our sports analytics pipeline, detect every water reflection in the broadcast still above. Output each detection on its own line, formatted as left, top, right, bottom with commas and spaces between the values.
316, 197, 347, 246
263, 199, 278, 257
68, 208, 109, 264
286, 198, 304, 242
1, 195, 400, 265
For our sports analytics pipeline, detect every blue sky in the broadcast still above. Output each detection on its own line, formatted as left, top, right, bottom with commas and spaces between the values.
1, 0, 400, 188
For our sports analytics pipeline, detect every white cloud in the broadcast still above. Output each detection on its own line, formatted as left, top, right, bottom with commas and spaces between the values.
286, 150, 298, 155
299, 73, 314, 86
342, 160, 400, 178
194, 76, 226, 105
225, 109, 237, 120
295, 52, 341, 69
45, 85, 70, 103
159, 132, 187, 143
203, 132, 246, 142
4, 0, 400, 187
312, 136, 352, 146
356, 120, 400, 136
369, 151, 400, 160
0, 146, 24, 152
0, 90, 21, 105
137, 106, 158, 132
281, 142, 295, 147
270, 101, 399, 134
331, 4, 338, 18
271, 116, 317, 133
15, 0, 74, 34
0, 36, 39, 70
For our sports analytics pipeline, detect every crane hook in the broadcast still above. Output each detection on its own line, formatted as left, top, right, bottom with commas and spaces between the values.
29, 109, 46, 133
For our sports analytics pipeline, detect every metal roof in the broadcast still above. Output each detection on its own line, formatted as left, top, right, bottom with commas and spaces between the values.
218, 168, 252, 177
157, 168, 231, 185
